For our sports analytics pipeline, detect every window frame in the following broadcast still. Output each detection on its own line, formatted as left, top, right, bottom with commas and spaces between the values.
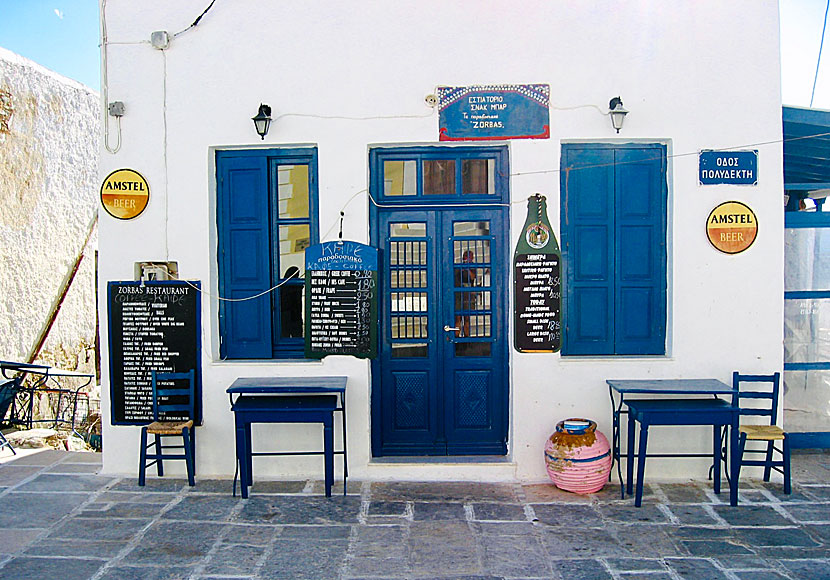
370, 146, 509, 206
216, 147, 319, 360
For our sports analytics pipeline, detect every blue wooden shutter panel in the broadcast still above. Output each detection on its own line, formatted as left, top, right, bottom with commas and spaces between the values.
562, 145, 666, 356
217, 154, 273, 359
563, 147, 615, 355
614, 148, 667, 355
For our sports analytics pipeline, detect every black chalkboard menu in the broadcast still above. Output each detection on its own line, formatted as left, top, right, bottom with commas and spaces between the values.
514, 194, 561, 353
107, 281, 201, 425
304, 241, 378, 359
514, 254, 561, 352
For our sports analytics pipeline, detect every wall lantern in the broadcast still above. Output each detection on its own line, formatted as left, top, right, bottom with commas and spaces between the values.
252, 104, 272, 140
608, 96, 628, 133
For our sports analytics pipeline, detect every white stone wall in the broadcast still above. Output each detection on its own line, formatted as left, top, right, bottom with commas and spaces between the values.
100, 0, 784, 482
0, 47, 99, 376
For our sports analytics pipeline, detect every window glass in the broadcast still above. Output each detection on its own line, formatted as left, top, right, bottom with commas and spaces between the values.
277, 165, 310, 218
279, 284, 304, 338
423, 160, 456, 195
384, 161, 417, 196
278, 224, 310, 277
462, 159, 495, 194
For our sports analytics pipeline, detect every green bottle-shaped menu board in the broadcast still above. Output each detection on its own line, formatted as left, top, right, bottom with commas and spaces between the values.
513, 194, 561, 352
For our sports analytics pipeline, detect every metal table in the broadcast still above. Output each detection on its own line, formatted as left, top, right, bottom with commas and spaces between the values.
607, 379, 739, 507
0, 360, 94, 434
226, 376, 348, 498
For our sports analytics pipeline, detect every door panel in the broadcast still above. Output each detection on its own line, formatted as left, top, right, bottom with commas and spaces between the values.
375, 209, 507, 455
378, 212, 440, 452
442, 212, 507, 454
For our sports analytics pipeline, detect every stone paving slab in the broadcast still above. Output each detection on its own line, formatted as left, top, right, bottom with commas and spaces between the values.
0, 450, 829, 579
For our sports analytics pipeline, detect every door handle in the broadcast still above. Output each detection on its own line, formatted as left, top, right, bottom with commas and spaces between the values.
443, 325, 461, 332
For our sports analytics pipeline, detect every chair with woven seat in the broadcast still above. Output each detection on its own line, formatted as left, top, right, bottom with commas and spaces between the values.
733, 371, 791, 494
139, 369, 196, 486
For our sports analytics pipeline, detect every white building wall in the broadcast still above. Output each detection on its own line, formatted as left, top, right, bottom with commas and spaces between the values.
0, 47, 98, 374
100, 0, 784, 482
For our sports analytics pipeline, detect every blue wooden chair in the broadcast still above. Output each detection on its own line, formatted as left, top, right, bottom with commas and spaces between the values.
139, 370, 196, 486
0, 377, 22, 455
733, 372, 791, 494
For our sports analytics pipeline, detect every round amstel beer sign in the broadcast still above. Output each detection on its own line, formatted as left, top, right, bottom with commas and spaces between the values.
706, 201, 758, 254
101, 168, 150, 220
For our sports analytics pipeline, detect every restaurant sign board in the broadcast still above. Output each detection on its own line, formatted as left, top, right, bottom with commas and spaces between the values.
438, 84, 550, 141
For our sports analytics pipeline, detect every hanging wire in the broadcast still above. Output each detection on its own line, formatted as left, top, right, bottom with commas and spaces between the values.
812, 0, 830, 107
174, 0, 218, 38
168, 127, 830, 303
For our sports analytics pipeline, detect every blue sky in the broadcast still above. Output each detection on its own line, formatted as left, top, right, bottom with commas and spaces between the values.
0, 0, 100, 89
0, 1, 827, 107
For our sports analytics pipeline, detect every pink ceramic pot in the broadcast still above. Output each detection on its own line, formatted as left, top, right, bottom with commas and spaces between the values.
544, 418, 612, 494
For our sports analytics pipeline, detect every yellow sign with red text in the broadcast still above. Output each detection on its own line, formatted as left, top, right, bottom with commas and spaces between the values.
101, 168, 149, 220
706, 201, 757, 254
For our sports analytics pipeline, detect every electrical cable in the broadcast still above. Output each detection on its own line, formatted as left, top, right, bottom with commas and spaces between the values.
273, 110, 435, 123
812, 0, 830, 107
189, 127, 830, 303
100, 0, 122, 154
174, 0, 218, 38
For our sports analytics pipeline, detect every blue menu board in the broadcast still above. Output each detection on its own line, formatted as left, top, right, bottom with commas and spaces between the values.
304, 241, 378, 359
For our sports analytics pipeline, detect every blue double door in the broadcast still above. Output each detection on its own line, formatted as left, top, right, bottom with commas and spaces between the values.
372, 207, 509, 456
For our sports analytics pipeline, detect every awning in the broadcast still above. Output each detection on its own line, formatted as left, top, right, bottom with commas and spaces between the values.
783, 105, 830, 193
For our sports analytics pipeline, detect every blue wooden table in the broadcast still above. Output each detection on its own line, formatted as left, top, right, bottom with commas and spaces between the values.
607, 379, 738, 507
227, 376, 348, 498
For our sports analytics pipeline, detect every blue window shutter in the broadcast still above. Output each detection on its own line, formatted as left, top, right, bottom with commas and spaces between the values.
217, 153, 272, 359
562, 147, 615, 355
614, 147, 666, 355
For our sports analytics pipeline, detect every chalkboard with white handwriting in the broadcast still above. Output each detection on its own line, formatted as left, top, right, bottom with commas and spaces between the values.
304, 241, 378, 359
107, 281, 201, 425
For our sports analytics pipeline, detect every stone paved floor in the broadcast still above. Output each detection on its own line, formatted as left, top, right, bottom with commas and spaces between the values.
0, 449, 828, 579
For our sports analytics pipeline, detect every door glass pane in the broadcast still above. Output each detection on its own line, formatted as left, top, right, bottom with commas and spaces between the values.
462, 159, 495, 195
390, 222, 426, 237
451, 232, 492, 339
454, 221, 490, 236
784, 226, 830, 435
276, 165, 310, 218
392, 343, 428, 358
384, 161, 417, 196
785, 228, 830, 291
454, 239, 491, 268
424, 160, 456, 195
455, 342, 492, 357
390, 316, 428, 338
278, 224, 310, 277
784, 370, 830, 432
784, 299, 830, 364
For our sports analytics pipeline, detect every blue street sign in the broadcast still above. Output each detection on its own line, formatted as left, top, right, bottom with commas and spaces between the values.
699, 150, 758, 185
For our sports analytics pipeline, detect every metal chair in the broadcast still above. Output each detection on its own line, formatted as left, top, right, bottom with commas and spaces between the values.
138, 369, 196, 486
0, 377, 23, 455
733, 371, 791, 494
